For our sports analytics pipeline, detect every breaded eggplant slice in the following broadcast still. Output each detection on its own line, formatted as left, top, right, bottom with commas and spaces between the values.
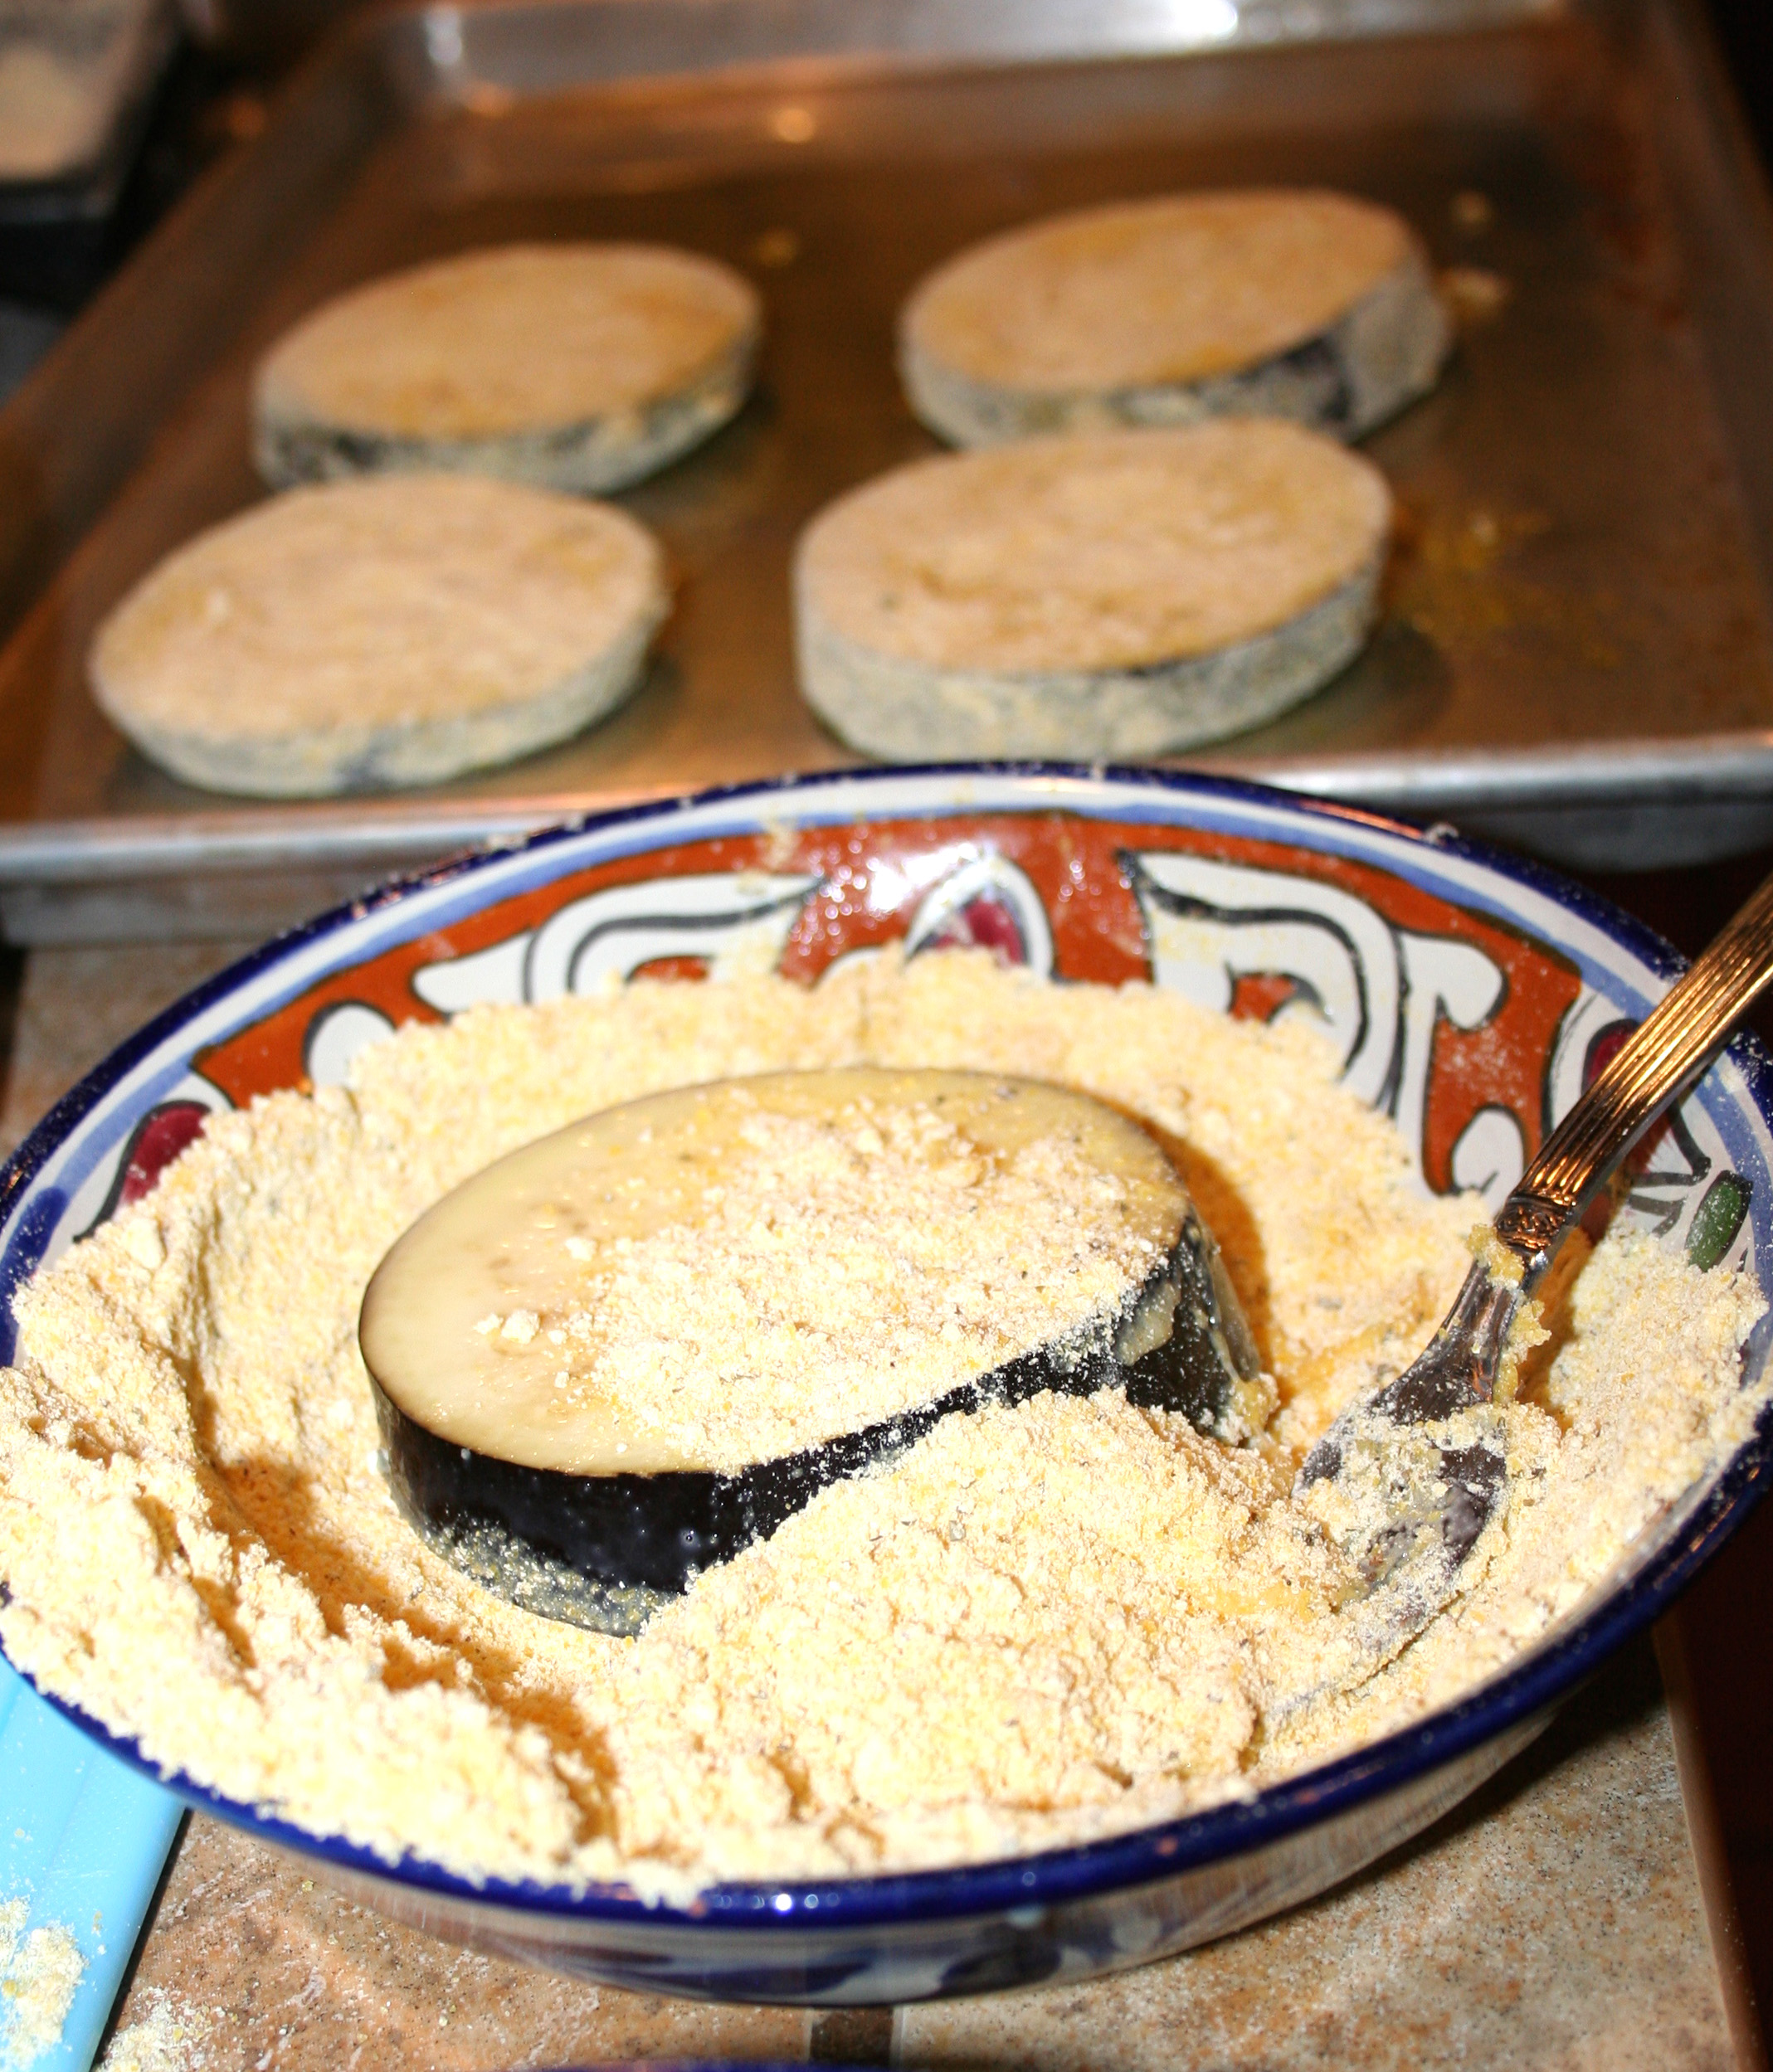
361, 1068, 1267, 1632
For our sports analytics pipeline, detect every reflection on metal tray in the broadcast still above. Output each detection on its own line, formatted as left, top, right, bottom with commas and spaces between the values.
2, 0, 1773, 942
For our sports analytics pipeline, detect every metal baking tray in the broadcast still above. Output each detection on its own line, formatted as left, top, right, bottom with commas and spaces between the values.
3, 0, 1773, 943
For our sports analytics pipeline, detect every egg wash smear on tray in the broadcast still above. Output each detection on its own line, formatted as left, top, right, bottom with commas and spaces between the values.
0, 951, 1763, 1900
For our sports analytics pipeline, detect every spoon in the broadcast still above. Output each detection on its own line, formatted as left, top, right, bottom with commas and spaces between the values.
1293, 867, 1773, 1700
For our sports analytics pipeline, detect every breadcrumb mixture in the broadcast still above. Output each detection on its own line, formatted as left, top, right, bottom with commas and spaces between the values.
417, 1092, 1167, 1473
554, 1108, 1146, 1465
0, 1899, 84, 2069
0, 953, 1763, 1899
97, 1990, 209, 2072
796, 424, 1389, 674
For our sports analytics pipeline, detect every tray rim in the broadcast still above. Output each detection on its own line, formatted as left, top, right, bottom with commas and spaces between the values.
8, 729, 1773, 888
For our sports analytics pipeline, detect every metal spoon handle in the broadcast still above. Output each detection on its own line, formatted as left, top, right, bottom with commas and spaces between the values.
1493, 869, 1773, 1283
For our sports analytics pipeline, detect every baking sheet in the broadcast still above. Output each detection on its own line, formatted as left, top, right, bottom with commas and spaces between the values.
3, 0, 1773, 942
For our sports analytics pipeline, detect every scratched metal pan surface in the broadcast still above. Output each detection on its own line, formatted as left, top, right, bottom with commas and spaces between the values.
3, 0, 1773, 945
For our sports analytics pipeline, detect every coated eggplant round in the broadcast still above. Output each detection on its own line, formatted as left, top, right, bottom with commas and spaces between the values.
361, 1068, 1266, 1632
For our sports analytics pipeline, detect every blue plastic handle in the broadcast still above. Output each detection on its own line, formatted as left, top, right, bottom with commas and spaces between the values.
0, 1659, 183, 2069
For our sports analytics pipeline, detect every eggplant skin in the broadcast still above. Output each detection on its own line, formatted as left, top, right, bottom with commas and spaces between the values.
373, 1215, 1261, 1636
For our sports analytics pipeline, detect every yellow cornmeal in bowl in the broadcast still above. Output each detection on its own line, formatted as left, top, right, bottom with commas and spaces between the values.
0, 952, 1763, 1899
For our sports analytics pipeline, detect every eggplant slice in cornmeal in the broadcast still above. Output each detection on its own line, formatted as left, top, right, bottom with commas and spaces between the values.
360, 1068, 1267, 1633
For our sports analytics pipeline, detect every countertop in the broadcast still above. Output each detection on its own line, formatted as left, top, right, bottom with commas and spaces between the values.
0, 938, 1761, 2072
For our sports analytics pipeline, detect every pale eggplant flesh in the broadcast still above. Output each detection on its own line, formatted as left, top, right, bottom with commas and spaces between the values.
362, 1069, 1266, 1635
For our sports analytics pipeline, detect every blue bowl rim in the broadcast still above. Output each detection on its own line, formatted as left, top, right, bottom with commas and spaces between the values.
2, 759, 1769, 1933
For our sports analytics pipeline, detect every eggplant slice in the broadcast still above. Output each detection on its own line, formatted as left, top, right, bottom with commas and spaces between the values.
362, 1068, 1266, 1633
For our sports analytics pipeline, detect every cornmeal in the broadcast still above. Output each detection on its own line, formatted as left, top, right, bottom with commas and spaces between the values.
0, 1899, 84, 2068
899, 190, 1451, 447
795, 423, 1391, 760
0, 954, 1762, 1899
90, 476, 668, 797
369, 1079, 1181, 1476
254, 243, 762, 495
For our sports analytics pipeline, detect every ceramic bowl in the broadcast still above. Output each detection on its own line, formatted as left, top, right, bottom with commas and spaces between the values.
2, 766, 1770, 2004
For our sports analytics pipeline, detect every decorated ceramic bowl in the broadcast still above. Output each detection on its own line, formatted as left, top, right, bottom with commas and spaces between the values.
1, 766, 1769, 2004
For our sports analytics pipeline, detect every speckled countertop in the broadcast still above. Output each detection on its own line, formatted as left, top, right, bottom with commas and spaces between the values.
0, 943, 1763, 2072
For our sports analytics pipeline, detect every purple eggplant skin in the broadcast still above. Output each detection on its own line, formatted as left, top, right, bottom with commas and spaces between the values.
372, 1208, 1259, 1636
